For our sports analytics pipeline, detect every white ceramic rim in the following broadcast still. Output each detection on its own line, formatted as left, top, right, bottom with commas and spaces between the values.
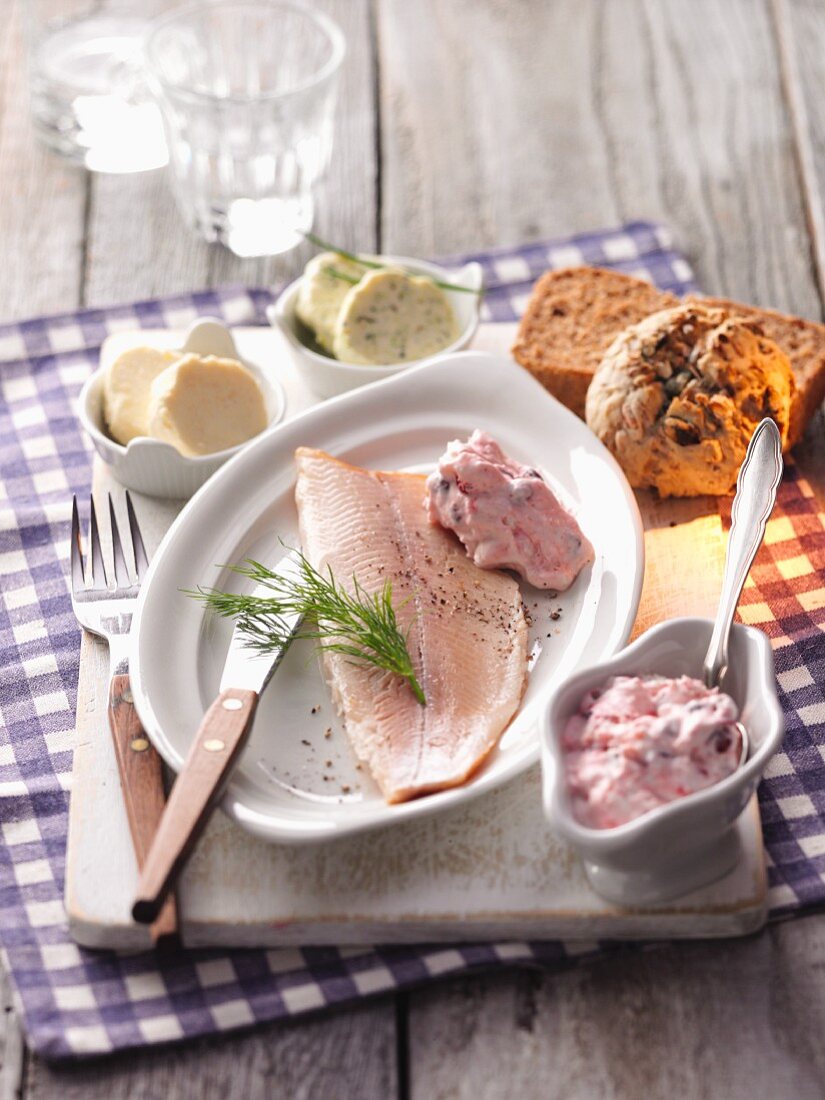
271, 255, 483, 378
130, 350, 646, 842
144, 0, 346, 106
543, 616, 784, 851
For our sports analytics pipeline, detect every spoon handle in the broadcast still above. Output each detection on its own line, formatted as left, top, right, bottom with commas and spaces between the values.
703, 418, 783, 688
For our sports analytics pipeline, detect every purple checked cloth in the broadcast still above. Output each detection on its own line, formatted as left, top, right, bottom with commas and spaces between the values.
0, 221, 821, 1060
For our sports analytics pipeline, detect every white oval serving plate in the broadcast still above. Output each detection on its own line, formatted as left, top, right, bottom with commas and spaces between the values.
131, 351, 644, 843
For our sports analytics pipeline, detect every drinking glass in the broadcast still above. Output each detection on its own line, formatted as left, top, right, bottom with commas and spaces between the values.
144, 1, 345, 257
25, 1, 170, 173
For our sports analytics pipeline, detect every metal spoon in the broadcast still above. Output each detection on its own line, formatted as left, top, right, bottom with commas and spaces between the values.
702, 417, 784, 766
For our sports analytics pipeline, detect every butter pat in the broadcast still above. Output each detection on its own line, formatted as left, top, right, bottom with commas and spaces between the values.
296, 252, 368, 352
147, 354, 268, 457
103, 347, 180, 445
333, 268, 459, 365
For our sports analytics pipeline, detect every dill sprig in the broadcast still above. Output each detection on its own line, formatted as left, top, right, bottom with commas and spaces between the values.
187, 551, 426, 706
305, 231, 482, 296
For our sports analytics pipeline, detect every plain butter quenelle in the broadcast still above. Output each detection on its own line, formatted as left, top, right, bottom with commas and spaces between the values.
103, 346, 180, 445
147, 354, 268, 457
563, 674, 743, 829
101, 344, 268, 458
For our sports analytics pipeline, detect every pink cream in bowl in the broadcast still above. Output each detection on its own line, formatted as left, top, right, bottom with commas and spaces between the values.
564, 674, 742, 829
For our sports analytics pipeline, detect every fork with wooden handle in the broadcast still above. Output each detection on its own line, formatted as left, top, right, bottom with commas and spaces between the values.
70, 492, 178, 946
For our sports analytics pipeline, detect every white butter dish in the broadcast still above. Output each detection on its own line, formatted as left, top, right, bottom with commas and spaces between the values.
268, 255, 483, 398
78, 319, 286, 499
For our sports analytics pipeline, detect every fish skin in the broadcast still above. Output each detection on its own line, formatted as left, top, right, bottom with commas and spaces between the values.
294, 447, 528, 803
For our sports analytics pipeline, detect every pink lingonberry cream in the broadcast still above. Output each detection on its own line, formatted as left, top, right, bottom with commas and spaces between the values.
563, 674, 742, 829
425, 430, 594, 590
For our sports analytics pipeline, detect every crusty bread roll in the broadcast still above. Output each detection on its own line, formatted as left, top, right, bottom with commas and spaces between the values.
512, 267, 825, 447
585, 303, 794, 497
686, 295, 825, 447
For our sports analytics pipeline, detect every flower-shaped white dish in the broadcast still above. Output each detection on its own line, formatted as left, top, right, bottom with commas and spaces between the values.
268, 255, 483, 398
78, 319, 286, 499
542, 617, 784, 906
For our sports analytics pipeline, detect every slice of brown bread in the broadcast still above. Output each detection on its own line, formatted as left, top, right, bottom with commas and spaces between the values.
511, 266, 825, 446
511, 267, 678, 418
684, 295, 825, 446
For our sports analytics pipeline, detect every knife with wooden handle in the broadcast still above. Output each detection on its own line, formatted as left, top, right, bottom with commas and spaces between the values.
132, 551, 303, 925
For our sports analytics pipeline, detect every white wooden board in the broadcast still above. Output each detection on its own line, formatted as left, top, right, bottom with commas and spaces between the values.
64, 324, 768, 951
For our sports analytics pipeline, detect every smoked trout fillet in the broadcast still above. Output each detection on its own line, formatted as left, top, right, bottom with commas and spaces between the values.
294, 447, 528, 804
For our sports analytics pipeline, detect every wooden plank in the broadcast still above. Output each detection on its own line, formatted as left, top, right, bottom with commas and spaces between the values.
772, 0, 825, 304
590, 0, 820, 313
82, 167, 214, 307
65, 361, 764, 954
378, 0, 825, 1096
25, 999, 397, 1100
0, 0, 87, 320
406, 919, 825, 1099
771, 0, 825, 495
378, 0, 819, 316
83, 0, 378, 306
0, 968, 25, 1100
377, 0, 620, 254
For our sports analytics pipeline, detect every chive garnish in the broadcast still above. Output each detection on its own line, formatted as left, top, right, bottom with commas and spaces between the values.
305, 232, 482, 296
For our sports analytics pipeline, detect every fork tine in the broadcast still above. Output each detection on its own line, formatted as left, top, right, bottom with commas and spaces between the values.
70, 496, 85, 592
108, 493, 130, 587
88, 496, 108, 589
125, 491, 150, 581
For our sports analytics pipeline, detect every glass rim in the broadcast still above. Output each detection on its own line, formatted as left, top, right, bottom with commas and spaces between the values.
144, 0, 346, 106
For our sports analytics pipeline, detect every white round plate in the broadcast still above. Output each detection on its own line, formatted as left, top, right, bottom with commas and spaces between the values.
131, 351, 644, 843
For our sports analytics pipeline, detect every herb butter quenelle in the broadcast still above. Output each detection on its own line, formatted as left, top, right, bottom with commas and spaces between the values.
296, 245, 461, 366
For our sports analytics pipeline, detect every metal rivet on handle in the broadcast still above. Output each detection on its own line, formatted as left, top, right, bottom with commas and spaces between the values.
222, 698, 243, 711
123, 687, 133, 703
131, 738, 149, 753
204, 739, 226, 752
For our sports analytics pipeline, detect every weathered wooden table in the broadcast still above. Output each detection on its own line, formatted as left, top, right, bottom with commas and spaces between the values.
4, 0, 825, 1095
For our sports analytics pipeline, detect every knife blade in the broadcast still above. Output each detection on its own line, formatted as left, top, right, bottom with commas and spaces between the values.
220, 549, 305, 694
132, 549, 304, 925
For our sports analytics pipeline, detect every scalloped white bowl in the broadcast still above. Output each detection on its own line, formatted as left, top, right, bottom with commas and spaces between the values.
78, 318, 286, 499
267, 254, 483, 398
542, 617, 784, 905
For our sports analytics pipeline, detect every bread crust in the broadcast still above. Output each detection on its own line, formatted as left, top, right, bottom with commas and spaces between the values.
685, 294, 825, 446
512, 267, 677, 417
585, 304, 794, 497
512, 268, 825, 447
